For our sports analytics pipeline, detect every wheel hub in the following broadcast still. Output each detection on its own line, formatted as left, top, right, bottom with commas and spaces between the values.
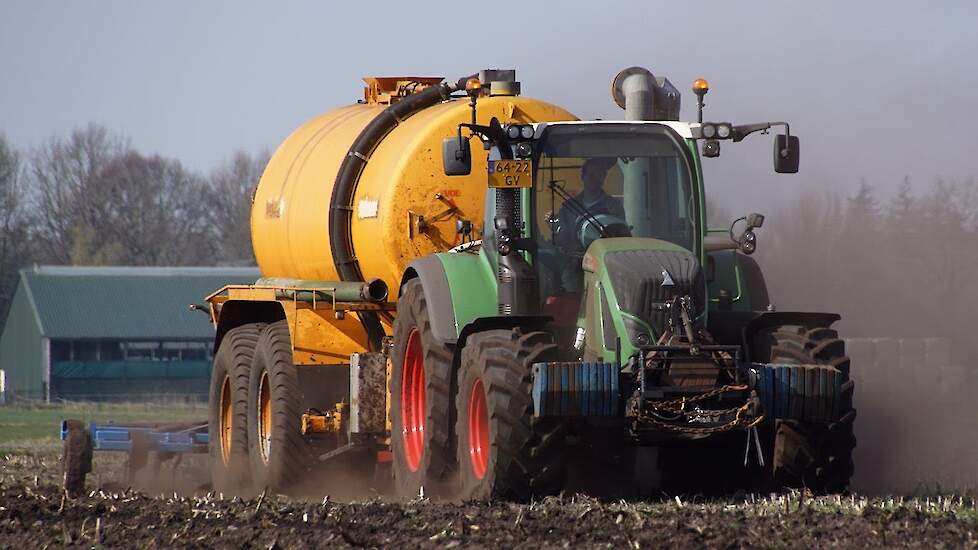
258, 371, 272, 464
401, 328, 426, 472
468, 378, 489, 479
219, 375, 233, 464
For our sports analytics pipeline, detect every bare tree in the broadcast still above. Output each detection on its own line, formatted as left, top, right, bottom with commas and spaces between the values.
88, 151, 216, 265
206, 149, 269, 264
27, 124, 128, 264
0, 134, 30, 319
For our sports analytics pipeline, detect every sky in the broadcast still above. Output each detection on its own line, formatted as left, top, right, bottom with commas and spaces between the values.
2, 1, 976, 216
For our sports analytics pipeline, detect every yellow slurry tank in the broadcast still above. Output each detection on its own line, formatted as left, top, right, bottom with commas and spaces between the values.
251, 74, 575, 303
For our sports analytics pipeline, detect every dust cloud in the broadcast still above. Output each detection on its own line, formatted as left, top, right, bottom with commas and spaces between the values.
745, 178, 978, 493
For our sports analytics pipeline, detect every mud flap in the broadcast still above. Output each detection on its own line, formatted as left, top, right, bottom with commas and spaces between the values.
773, 420, 814, 480
62, 420, 93, 497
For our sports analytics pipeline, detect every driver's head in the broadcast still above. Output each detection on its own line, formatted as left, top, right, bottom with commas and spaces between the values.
581, 157, 615, 193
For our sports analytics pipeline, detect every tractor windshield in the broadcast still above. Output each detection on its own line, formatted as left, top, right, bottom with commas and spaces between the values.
532, 124, 697, 293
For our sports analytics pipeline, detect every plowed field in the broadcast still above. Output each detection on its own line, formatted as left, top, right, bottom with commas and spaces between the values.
2, 453, 977, 548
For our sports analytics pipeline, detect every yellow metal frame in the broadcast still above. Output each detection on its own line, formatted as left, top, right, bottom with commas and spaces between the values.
206, 284, 395, 366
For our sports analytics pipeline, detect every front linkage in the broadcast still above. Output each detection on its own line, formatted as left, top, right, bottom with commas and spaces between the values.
532, 294, 849, 447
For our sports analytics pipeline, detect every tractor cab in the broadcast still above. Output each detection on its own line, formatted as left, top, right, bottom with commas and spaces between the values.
530, 122, 698, 294
448, 117, 709, 363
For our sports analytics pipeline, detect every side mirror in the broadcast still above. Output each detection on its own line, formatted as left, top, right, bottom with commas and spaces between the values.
774, 134, 799, 173
746, 212, 764, 229
442, 137, 472, 176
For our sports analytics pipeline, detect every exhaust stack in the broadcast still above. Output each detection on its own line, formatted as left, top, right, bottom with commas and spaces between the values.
612, 66, 681, 121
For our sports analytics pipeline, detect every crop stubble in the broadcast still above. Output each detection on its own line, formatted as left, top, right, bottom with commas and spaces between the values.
3, 454, 978, 548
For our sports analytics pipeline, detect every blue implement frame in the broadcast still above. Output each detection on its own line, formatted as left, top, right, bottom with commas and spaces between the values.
59, 420, 209, 454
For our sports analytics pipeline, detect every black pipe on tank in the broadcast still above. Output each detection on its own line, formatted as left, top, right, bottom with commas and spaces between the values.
330, 75, 471, 350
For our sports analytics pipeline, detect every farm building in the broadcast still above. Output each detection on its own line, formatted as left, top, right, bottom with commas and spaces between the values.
0, 266, 259, 402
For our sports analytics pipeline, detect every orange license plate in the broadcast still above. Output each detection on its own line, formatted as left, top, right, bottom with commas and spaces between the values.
488, 159, 533, 188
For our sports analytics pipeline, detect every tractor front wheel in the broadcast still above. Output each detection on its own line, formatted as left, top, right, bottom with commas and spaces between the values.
455, 329, 566, 501
762, 324, 856, 493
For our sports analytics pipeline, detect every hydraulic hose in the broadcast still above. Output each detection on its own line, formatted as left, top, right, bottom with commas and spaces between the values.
329, 75, 472, 350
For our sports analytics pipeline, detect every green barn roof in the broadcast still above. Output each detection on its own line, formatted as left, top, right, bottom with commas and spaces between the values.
19, 266, 260, 339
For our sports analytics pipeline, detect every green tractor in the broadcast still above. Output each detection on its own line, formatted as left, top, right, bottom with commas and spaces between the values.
391, 67, 855, 499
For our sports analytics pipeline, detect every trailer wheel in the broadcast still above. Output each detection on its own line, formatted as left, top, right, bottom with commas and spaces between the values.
389, 279, 455, 498
62, 420, 93, 498
762, 325, 856, 493
247, 320, 311, 494
455, 329, 566, 501
208, 322, 264, 496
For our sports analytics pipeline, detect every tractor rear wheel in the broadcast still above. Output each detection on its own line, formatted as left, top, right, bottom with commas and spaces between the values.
389, 279, 455, 498
761, 325, 856, 493
247, 320, 311, 494
455, 329, 566, 501
208, 322, 264, 496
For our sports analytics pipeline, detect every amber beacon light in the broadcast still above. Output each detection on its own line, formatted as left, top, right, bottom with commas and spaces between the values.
692, 78, 710, 122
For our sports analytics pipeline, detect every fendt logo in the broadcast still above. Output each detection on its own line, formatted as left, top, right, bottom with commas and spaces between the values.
660, 269, 675, 287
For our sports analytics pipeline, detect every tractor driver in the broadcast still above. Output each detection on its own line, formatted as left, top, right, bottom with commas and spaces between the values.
554, 157, 625, 251
549, 157, 626, 293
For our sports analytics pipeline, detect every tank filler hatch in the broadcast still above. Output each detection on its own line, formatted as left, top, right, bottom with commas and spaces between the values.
361, 76, 445, 105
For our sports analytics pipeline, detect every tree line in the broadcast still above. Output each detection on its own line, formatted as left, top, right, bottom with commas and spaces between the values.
0, 124, 268, 321
745, 177, 977, 362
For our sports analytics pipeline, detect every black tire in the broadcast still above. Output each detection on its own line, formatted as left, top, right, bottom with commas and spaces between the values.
247, 320, 311, 494
761, 325, 856, 493
455, 329, 566, 501
207, 322, 263, 496
389, 279, 455, 498
62, 420, 93, 498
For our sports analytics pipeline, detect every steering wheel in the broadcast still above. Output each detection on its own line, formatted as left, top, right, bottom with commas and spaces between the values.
575, 213, 632, 250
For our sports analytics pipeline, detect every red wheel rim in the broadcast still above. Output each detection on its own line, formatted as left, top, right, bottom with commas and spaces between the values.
400, 328, 425, 472
467, 378, 489, 480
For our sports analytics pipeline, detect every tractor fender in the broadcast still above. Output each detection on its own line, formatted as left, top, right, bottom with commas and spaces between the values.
745, 311, 840, 335
212, 300, 286, 353
401, 252, 501, 344
400, 256, 461, 343
709, 310, 841, 361
451, 315, 553, 371
742, 311, 841, 362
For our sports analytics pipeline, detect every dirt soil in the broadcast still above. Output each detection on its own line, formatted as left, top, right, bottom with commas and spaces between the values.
3, 453, 978, 548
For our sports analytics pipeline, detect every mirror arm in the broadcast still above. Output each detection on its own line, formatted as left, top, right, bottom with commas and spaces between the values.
456, 121, 513, 159
732, 121, 790, 143
455, 126, 467, 160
